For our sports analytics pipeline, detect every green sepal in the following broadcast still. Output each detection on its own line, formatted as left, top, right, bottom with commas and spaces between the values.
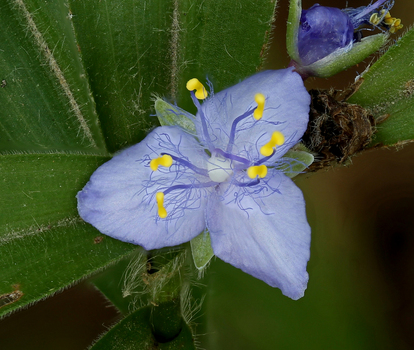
279, 144, 314, 178
286, 0, 301, 62
155, 98, 197, 134
305, 33, 389, 78
190, 230, 214, 271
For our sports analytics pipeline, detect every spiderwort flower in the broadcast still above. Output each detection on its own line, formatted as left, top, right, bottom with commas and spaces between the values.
287, 0, 402, 78
77, 68, 311, 300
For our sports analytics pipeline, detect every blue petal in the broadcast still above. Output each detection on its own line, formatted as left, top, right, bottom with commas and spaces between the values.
77, 126, 211, 250
298, 5, 354, 66
195, 69, 310, 163
207, 170, 311, 300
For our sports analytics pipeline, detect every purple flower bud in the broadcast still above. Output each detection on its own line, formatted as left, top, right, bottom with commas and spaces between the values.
288, 0, 402, 77
298, 4, 354, 66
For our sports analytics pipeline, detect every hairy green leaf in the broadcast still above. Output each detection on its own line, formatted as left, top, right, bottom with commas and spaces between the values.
349, 28, 414, 146
0, 153, 108, 236
90, 306, 196, 350
0, 221, 135, 318
0, 0, 107, 153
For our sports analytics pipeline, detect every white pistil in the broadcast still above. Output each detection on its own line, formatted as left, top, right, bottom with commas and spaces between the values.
207, 155, 233, 183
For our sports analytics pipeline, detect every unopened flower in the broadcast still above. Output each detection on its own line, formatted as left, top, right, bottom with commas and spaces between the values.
287, 0, 402, 78
77, 68, 311, 300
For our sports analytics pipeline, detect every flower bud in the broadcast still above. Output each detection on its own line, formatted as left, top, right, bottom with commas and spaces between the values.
287, 0, 402, 78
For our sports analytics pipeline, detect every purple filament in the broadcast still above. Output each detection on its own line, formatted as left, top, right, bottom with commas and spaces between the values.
189, 91, 215, 151
214, 148, 250, 166
161, 153, 209, 177
226, 107, 255, 153
164, 181, 217, 195
232, 178, 260, 187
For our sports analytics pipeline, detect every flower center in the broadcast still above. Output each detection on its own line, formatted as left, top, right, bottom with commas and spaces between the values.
207, 155, 233, 183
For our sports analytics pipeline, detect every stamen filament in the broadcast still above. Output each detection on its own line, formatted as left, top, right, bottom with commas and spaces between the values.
161, 153, 209, 177
214, 148, 250, 166
260, 131, 285, 157
254, 151, 275, 166
163, 181, 217, 195
189, 90, 215, 151
226, 107, 255, 153
232, 178, 260, 187
353, 0, 387, 21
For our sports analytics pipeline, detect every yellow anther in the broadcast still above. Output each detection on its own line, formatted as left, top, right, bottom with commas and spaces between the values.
150, 154, 173, 171
253, 93, 265, 120
156, 192, 167, 218
260, 131, 285, 157
369, 13, 380, 25
370, 10, 403, 34
247, 165, 268, 179
186, 78, 208, 99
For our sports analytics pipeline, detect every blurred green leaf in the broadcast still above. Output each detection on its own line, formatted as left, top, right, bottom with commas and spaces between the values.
0, 221, 135, 318
349, 28, 414, 146
0, 0, 107, 154
90, 306, 195, 350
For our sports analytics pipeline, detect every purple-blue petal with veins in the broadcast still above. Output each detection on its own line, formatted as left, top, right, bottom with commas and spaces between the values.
194, 69, 310, 164
298, 4, 354, 66
77, 126, 211, 250
207, 169, 311, 300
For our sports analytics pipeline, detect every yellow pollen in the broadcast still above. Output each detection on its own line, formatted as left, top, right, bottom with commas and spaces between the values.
260, 131, 285, 157
156, 192, 167, 218
369, 10, 403, 33
247, 165, 268, 179
253, 93, 265, 120
186, 78, 208, 99
150, 154, 173, 171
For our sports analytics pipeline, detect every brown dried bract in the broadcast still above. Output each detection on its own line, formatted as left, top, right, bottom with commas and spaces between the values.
0, 285, 23, 309
302, 87, 375, 171
93, 236, 104, 244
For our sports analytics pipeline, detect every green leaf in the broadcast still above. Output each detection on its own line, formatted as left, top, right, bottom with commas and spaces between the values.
0, 153, 137, 317
90, 306, 196, 350
0, 153, 108, 235
174, 0, 277, 114
68, 0, 175, 153
0, 0, 107, 154
0, 221, 136, 318
190, 230, 214, 271
69, 0, 276, 152
348, 28, 414, 146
